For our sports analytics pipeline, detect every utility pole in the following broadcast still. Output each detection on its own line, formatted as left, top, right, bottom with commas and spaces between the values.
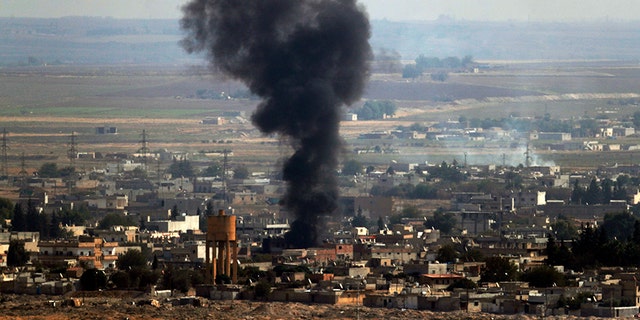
222, 149, 231, 206
67, 131, 78, 167
156, 157, 162, 192
1, 129, 8, 178
19, 152, 27, 187
138, 129, 150, 170
67, 132, 78, 193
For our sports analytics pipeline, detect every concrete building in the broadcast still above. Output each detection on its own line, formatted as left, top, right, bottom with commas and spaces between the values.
36, 236, 118, 269
146, 214, 200, 233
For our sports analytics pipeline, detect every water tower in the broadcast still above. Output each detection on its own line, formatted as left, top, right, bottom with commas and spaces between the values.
206, 209, 238, 283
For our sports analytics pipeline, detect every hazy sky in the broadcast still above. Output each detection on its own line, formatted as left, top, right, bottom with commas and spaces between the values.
1, 0, 639, 22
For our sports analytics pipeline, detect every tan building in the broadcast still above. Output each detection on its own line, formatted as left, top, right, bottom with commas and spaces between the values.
37, 236, 118, 269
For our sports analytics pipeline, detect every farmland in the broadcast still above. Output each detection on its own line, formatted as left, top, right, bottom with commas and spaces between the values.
1, 60, 640, 174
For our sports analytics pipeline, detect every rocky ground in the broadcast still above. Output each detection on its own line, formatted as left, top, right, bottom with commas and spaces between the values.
0, 293, 616, 320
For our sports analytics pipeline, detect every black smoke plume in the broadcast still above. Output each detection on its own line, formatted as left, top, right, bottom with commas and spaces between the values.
181, 0, 371, 248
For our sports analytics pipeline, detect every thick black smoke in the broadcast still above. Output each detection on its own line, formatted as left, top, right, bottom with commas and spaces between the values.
181, 0, 371, 248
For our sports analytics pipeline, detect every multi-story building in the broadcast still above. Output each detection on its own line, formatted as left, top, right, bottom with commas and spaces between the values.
36, 236, 118, 269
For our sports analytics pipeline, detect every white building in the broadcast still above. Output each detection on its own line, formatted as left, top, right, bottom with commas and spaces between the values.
146, 214, 200, 233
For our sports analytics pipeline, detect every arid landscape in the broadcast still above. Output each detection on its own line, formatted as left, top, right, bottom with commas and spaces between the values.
0, 293, 603, 320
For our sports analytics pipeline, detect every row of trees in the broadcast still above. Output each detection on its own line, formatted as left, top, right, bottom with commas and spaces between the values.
402, 55, 474, 79
547, 212, 640, 269
79, 249, 206, 292
166, 158, 249, 180
434, 246, 566, 290
37, 163, 75, 178
570, 177, 629, 205
11, 202, 88, 240
352, 100, 397, 120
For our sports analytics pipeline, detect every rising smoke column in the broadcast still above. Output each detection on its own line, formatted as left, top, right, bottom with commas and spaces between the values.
181, 0, 372, 248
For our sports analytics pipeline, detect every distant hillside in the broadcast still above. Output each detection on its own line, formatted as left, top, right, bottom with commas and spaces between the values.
0, 17, 191, 65
371, 19, 640, 61
1, 17, 639, 66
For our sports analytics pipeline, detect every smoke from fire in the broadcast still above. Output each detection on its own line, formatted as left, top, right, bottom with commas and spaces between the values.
180, 0, 372, 247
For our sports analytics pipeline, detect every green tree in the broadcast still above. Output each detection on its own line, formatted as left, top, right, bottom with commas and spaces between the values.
205, 200, 215, 216
480, 257, 518, 283
551, 215, 578, 241
415, 55, 441, 69
601, 212, 637, 241
442, 56, 462, 68
26, 201, 39, 232
167, 158, 195, 178
601, 178, 613, 204
352, 212, 368, 228
117, 249, 148, 270
110, 271, 130, 289
11, 203, 26, 232
570, 180, 584, 204
0, 197, 13, 221
341, 159, 363, 176
354, 100, 397, 120
425, 209, 457, 234
613, 177, 628, 200
427, 161, 465, 183
38, 163, 59, 178
57, 166, 75, 178
233, 165, 250, 179
254, 280, 272, 300
171, 204, 179, 219
129, 167, 147, 179
389, 206, 421, 224
584, 178, 602, 205
411, 183, 437, 199
202, 161, 222, 177
402, 64, 422, 79
430, 71, 449, 82
521, 266, 565, 288
633, 111, 640, 128
462, 55, 474, 66
152, 255, 159, 270
7, 240, 29, 267
578, 119, 598, 137
436, 244, 458, 263
162, 266, 204, 293
99, 213, 138, 229
446, 278, 477, 291
79, 269, 107, 291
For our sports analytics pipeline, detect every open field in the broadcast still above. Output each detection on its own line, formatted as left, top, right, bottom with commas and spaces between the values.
1, 62, 640, 173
